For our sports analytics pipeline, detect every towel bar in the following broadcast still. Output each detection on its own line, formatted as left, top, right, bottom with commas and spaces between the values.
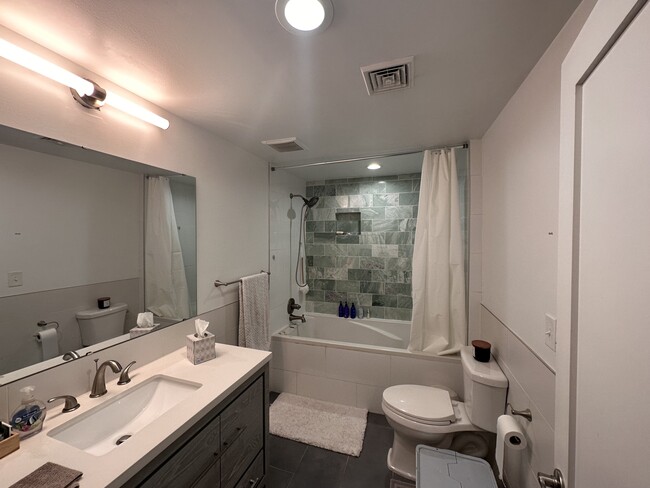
214, 270, 270, 288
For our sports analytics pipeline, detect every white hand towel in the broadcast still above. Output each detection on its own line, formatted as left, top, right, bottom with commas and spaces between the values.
238, 272, 270, 351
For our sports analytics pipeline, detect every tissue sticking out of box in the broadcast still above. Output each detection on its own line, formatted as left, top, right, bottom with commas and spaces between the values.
195, 319, 209, 338
137, 312, 154, 328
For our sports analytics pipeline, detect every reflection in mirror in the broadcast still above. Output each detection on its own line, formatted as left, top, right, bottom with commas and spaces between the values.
0, 125, 196, 384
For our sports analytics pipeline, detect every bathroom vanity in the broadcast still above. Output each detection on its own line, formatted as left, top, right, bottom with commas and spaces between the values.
0, 344, 271, 488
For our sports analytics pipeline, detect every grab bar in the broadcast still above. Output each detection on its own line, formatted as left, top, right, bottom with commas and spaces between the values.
214, 270, 270, 288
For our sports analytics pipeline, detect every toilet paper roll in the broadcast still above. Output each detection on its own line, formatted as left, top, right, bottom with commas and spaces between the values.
37, 328, 60, 360
496, 414, 527, 480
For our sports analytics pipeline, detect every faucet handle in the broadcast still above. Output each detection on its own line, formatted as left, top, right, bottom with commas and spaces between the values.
118, 361, 137, 385
287, 298, 302, 314
47, 395, 80, 413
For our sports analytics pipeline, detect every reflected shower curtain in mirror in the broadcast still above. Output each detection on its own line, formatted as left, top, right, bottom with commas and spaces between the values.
408, 149, 466, 355
145, 176, 190, 319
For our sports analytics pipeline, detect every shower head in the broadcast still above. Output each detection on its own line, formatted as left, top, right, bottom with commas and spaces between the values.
290, 193, 319, 208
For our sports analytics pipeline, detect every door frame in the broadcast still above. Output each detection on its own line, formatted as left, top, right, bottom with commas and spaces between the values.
555, 0, 648, 484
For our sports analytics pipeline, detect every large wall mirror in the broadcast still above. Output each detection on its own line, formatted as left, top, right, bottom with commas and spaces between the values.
0, 125, 197, 385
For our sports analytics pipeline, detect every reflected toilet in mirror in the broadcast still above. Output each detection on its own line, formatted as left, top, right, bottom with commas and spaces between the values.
76, 304, 128, 347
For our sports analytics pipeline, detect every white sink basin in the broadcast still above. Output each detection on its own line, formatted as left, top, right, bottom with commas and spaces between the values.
48, 375, 201, 456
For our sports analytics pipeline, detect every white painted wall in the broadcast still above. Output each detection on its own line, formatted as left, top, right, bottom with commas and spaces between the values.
269, 169, 306, 333
481, 0, 596, 369
0, 26, 269, 321
480, 1, 597, 486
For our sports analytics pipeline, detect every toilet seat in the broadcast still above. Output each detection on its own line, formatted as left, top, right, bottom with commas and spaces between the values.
382, 385, 456, 425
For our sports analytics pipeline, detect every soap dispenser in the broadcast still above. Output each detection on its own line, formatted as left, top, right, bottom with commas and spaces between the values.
10, 386, 46, 438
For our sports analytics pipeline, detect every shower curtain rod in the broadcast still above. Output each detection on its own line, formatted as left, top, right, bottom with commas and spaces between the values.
271, 142, 469, 170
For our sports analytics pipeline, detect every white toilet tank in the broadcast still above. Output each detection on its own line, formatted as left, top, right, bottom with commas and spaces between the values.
76, 303, 128, 346
460, 347, 508, 433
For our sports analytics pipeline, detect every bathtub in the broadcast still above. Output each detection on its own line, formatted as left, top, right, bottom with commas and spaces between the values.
271, 313, 462, 414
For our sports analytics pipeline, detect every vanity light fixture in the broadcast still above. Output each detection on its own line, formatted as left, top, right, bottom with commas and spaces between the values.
275, 0, 334, 35
367, 162, 381, 170
0, 37, 169, 130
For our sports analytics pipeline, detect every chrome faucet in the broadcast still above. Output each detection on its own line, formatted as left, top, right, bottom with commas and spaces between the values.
90, 359, 123, 398
62, 350, 80, 361
287, 298, 306, 323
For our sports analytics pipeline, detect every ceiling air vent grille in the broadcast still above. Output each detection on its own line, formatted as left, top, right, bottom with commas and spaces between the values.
262, 137, 306, 152
361, 56, 414, 95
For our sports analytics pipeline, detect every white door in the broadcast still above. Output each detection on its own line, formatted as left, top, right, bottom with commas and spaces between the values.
556, 1, 650, 486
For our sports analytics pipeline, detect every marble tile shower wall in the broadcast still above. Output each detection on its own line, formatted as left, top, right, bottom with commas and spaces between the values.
304, 174, 420, 320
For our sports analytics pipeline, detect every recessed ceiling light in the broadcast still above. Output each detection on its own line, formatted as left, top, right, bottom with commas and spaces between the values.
367, 162, 381, 170
276, 0, 334, 35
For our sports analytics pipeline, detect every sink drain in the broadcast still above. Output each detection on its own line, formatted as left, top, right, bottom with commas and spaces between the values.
116, 434, 132, 445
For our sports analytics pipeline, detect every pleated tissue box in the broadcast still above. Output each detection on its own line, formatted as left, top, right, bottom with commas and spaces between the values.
186, 332, 216, 364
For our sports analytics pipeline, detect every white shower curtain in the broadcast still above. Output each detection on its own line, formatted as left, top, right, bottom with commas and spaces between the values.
408, 149, 467, 355
145, 176, 190, 320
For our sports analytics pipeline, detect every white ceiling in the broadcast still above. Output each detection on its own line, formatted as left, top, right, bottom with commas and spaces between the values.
0, 1, 581, 166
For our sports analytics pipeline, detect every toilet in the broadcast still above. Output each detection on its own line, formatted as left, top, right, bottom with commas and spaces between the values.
381, 346, 508, 480
76, 303, 128, 346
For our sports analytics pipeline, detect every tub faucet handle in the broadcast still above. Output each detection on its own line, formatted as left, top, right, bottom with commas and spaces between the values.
287, 298, 301, 314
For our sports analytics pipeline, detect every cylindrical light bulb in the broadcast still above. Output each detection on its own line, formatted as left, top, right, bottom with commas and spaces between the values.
104, 91, 170, 130
0, 38, 94, 96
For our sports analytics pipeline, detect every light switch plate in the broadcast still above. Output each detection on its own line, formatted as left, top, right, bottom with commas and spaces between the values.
545, 313, 557, 351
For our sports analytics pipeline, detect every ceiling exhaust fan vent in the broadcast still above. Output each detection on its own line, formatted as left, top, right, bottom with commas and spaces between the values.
361, 56, 414, 95
262, 137, 306, 152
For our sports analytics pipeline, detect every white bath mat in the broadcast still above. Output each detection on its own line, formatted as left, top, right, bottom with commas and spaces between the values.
270, 393, 368, 456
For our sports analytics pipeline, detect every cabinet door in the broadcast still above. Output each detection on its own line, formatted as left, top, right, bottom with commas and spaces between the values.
140, 414, 221, 488
220, 377, 264, 488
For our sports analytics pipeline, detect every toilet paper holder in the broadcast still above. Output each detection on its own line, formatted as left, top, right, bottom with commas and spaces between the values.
508, 403, 533, 422
33, 320, 60, 338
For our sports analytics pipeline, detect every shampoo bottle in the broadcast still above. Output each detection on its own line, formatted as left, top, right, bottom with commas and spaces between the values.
350, 303, 357, 319
343, 301, 350, 318
10, 386, 46, 438
338, 301, 344, 317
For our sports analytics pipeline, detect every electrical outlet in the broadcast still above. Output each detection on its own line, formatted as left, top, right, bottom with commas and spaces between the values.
545, 313, 557, 351
8, 271, 23, 287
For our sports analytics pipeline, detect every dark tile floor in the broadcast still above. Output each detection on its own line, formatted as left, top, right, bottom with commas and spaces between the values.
267, 392, 415, 488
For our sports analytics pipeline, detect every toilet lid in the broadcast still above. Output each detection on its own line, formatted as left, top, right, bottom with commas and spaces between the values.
383, 385, 455, 424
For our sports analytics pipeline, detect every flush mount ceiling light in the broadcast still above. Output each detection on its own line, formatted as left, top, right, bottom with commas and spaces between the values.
367, 162, 381, 170
0, 37, 169, 130
275, 0, 334, 35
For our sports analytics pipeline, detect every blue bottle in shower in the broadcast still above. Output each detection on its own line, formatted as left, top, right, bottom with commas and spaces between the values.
343, 301, 350, 318
338, 301, 344, 317
350, 303, 356, 319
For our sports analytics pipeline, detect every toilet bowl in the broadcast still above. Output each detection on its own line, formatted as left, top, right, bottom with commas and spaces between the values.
76, 303, 128, 346
382, 346, 507, 480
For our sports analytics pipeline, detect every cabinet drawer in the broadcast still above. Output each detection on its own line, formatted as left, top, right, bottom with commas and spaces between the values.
234, 450, 264, 488
221, 377, 264, 488
140, 414, 221, 488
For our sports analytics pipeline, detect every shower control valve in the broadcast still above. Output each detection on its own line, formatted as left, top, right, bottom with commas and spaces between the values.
287, 298, 301, 314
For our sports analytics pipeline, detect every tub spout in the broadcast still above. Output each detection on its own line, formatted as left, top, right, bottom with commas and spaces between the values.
289, 313, 306, 323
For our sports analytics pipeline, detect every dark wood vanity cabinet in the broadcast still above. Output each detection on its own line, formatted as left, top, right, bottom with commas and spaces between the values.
124, 364, 269, 488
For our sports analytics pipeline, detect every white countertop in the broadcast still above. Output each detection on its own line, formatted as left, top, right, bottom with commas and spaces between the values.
0, 343, 271, 487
